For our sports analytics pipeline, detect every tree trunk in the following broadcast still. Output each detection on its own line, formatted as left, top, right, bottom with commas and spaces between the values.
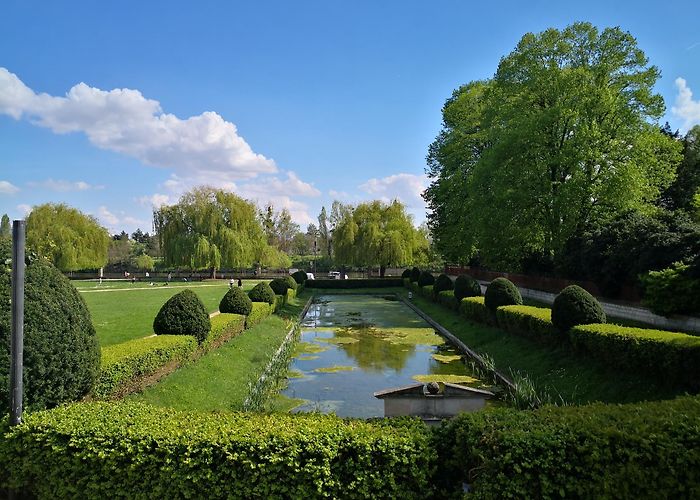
211, 267, 216, 280
380, 265, 386, 278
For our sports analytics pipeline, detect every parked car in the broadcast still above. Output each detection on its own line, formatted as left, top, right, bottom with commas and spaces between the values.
328, 271, 341, 279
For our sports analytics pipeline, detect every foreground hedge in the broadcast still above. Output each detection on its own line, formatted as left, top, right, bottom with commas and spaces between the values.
496, 305, 558, 343
433, 396, 700, 498
246, 302, 274, 328
459, 296, 490, 324
570, 323, 700, 387
201, 313, 245, 352
0, 402, 434, 499
305, 278, 403, 289
93, 336, 198, 399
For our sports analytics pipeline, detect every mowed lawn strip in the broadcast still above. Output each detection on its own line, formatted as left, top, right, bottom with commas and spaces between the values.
129, 314, 291, 411
403, 291, 688, 405
80, 280, 263, 346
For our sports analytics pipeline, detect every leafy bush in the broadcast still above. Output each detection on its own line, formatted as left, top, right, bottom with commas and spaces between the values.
305, 278, 403, 289
496, 305, 558, 342
459, 297, 490, 324
484, 277, 522, 311
270, 277, 293, 295
153, 289, 211, 343
403, 277, 411, 288
453, 274, 481, 300
420, 285, 434, 298
401, 268, 411, 279
248, 282, 276, 304
291, 270, 307, 285
0, 242, 100, 413
246, 302, 274, 328
432, 396, 700, 497
218, 286, 252, 316
569, 323, 700, 387
282, 275, 298, 291
0, 402, 435, 499
201, 314, 246, 352
432, 273, 453, 299
438, 290, 458, 310
410, 266, 421, 283
93, 335, 197, 399
551, 285, 606, 332
641, 261, 700, 316
417, 271, 435, 287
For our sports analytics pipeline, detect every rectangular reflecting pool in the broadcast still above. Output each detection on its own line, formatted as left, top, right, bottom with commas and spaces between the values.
281, 294, 489, 418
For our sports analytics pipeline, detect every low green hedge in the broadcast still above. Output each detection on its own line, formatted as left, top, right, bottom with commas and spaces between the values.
93, 336, 198, 399
420, 285, 434, 299
496, 305, 558, 343
403, 277, 411, 288
274, 294, 285, 311
0, 402, 434, 499
432, 395, 700, 498
437, 290, 459, 310
305, 278, 403, 289
201, 313, 245, 352
410, 281, 421, 294
459, 296, 490, 324
569, 323, 700, 387
246, 302, 274, 328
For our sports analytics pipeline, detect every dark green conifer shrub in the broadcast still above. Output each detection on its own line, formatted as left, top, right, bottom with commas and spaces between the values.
417, 271, 435, 287
291, 270, 308, 285
401, 269, 411, 279
282, 275, 298, 290
0, 240, 100, 412
410, 267, 421, 283
153, 289, 211, 343
484, 278, 522, 311
219, 286, 253, 315
454, 274, 481, 300
551, 285, 606, 332
433, 273, 454, 298
248, 282, 276, 304
270, 277, 293, 295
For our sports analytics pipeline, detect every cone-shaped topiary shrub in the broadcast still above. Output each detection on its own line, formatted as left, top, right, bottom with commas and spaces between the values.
433, 273, 454, 298
417, 271, 435, 287
219, 286, 253, 315
552, 285, 606, 332
292, 270, 307, 285
401, 269, 411, 279
153, 289, 211, 343
0, 240, 100, 413
454, 274, 481, 300
484, 277, 522, 311
410, 267, 421, 283
248, 282, 276, 305
270, 277, 292, 295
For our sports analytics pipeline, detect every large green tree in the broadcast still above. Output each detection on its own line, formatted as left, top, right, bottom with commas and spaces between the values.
332, 200, 428, 276
154, 187, 282, 276
425, 23, 682, 269
26, 203, 110, 271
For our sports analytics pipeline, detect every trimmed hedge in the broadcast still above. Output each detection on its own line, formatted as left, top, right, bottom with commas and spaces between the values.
437, 290, 459, 310
417, 271, 435, 287
246, 302, 274, 328
201, 313, 246, 352
569, 323, 700, 387
0, 402, 435, 499
432, 395, 700, 498
153, 289, 211, 343
248, 282, 276, 305
496, 305, 558, 342
270, 277, 294, 295
218, 286, 252, 316
305, 278, 403, 289
420, 285, 434, 298
401, 268, 411, 279
459, 296, 490, 324
410, 267, 421, 283
484, 277, 522, 311
93, 335, 198, 399
552, 285, 606, 333
432, 273, 453, 299
291, 270, 308, 285
453, 274, 481, 300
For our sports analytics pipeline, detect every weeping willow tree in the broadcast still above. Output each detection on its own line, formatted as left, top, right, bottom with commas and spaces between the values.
333, 200, 428, 276
154, 187, 284, 277
26, 203, 110, 271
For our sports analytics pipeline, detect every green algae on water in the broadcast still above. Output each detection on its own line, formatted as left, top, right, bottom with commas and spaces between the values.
294, 342, 329, 355
412, 374, 479, 384
431, 354, 462, 364
314, 365, 356, 373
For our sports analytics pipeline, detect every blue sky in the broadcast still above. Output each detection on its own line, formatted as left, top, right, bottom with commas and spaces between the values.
1, 0, 699, 234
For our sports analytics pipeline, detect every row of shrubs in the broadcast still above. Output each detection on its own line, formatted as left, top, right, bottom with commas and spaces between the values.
405, 272, 700, 388
2, 396, 699, 498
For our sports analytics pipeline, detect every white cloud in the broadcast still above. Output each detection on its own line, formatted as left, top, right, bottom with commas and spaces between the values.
139, 193, 173, 208
359, 173, 427, 208
0, 67, 277, 183
97, 205, 148, 233
672, 77, 700, 131
0, 180, 20, 194
97, 206, 119, 226
28, 178, 104, 192
16, 204, 31, 216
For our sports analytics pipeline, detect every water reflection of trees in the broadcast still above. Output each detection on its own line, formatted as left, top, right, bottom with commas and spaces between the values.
333, 327, 415, 373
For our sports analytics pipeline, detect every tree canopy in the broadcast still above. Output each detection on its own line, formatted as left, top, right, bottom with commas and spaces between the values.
425, 23, 682, 269
154, 187, 286, 273
26, 203, 110, 271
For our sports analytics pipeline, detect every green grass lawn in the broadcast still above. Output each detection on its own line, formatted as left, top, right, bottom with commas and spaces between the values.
78, 280, 264, 346
404, 291, 689, 405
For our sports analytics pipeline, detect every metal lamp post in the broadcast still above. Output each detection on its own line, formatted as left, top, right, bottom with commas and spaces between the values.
10, 220, 25, 426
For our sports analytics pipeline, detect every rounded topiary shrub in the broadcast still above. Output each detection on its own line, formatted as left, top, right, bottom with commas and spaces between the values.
484, 277, 522, 311
401, 269, 411, 279
282, 275, 298, 290
0, 241, 100, 413
219, 286, 253, 316
454, 274, 481, 300
291, 270, 307, 285
270, 277, 292, 295
551, 285, 606, 332
417, 271, 435, 287
153, 289, 211, 343
433, 273, 454, 297
248, 282, 276, 305
410, 267, 421, 283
